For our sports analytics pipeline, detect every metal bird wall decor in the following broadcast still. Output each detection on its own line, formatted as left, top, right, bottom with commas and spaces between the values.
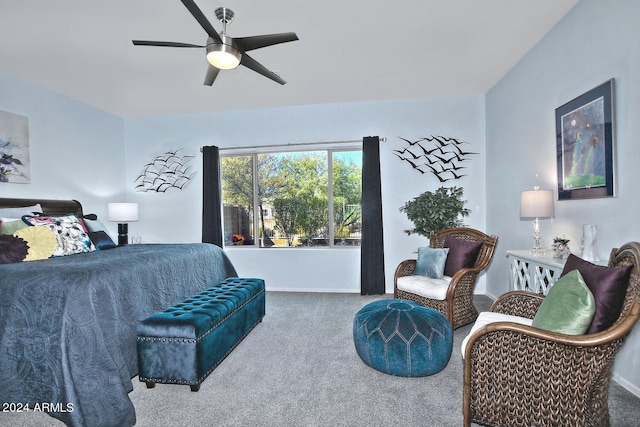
134, 149, 196, 192
393, 135, 478, 182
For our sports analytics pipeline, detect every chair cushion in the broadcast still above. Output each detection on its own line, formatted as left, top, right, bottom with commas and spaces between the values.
561, 254, 633, 334
461, 312, 533, 358
443, 235, 483, 277
396, 275, 452, 300
413, 247, 449, 279
532, 269, 595, 335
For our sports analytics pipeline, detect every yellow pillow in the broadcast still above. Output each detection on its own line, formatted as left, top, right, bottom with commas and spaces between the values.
13, 226, 58, 261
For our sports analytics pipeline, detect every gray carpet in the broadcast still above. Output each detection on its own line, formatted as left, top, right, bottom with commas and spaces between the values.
3, 293, 639, 426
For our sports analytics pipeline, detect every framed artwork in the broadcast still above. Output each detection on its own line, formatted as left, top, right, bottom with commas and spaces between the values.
556, 79, 615, 200
0, 109, 31, 184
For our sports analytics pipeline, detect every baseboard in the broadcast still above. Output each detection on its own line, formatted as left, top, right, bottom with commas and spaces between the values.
265, 287, 362, 294
612, 373, 640, 398
478, 290, 499, 301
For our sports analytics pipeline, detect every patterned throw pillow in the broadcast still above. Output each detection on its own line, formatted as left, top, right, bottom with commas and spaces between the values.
13, 226, 59, 261
22, 214, 96, 256
0, 234, 29, 264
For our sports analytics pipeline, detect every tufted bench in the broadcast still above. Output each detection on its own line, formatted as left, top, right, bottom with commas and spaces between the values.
136, 277, 265, 391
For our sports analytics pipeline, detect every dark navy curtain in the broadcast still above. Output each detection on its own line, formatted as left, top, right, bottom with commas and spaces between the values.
202, 145, 223, 247
360, 136, 385, 295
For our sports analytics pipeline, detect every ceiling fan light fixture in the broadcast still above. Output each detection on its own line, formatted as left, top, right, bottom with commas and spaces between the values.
132, 3, 297, 85
206, 38, 241, 70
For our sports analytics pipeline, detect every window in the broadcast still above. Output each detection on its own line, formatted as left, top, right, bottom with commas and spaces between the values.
222, 149, 362, 247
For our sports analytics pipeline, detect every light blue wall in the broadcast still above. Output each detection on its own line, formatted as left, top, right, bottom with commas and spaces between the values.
0, 71, 124, 225
124, 96, 487, 293
486, 0, 640, 396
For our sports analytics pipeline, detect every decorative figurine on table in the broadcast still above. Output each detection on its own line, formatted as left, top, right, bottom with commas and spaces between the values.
581, 224, 600, 262
552, 236, 571, 259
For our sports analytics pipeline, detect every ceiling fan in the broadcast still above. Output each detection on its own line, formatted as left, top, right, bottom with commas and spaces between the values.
132, 0, 299, 86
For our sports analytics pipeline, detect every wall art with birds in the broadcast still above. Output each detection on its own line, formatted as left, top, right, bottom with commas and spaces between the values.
392, 135, 478, 182
134, 149, 196, 192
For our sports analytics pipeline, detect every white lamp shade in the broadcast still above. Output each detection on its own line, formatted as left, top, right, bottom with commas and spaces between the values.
108, 203, 139, 222
520, 189, 554, 218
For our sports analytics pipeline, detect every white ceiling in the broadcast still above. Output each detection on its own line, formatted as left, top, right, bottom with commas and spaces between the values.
0, 0, 578, 118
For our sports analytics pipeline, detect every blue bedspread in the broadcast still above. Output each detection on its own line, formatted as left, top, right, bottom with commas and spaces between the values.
0, 243, 237, 427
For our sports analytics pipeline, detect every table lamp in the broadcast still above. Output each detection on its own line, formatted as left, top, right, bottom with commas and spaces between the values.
108, 202, 139, 246
520, 187, 554, 254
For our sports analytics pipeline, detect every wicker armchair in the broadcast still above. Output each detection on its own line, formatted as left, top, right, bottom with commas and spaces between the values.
463, 242, 640, 427
393, 227, 498, 329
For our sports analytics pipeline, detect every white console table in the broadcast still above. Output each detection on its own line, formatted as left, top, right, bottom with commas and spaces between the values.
506, 250, 567, 295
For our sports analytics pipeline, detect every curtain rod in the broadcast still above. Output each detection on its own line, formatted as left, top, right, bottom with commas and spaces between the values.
200, 137, 387, 152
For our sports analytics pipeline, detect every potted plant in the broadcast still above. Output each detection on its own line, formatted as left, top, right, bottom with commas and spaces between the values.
399, 186, 470, 237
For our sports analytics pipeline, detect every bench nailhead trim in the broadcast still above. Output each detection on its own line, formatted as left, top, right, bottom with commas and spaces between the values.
137, 288, 262, 344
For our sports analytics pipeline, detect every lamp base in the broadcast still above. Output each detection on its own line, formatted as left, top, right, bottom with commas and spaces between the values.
118, 223, 129, 246
530, 241, 545, 254
530, 217, 545, 254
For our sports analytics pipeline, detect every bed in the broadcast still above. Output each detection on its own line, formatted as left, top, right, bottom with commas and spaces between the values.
0, 198, 238, 427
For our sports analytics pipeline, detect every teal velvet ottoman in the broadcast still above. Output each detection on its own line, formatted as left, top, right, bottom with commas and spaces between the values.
137, 278, 265, 391
353, 299, 453, 377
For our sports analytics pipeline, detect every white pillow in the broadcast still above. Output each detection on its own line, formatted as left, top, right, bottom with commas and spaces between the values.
461, 311, 533, 358
0, 204, 43, 217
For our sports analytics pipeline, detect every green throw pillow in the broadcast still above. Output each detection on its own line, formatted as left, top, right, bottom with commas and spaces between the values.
1, 219, 29, 235
413, 247, 450, 279
532, 269, 596, 335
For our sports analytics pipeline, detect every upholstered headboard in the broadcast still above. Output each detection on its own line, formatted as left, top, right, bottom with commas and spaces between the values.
0, 198, 83, 217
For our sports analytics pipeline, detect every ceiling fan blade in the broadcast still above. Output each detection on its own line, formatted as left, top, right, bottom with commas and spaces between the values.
234, 32, 299, 52
132, 40, 204, 48
203, 64, 220, 86
240, 53, 286, 85
180, 0, 222, 43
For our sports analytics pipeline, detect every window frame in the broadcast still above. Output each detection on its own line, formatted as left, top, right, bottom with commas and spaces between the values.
221, 146, 362, 249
